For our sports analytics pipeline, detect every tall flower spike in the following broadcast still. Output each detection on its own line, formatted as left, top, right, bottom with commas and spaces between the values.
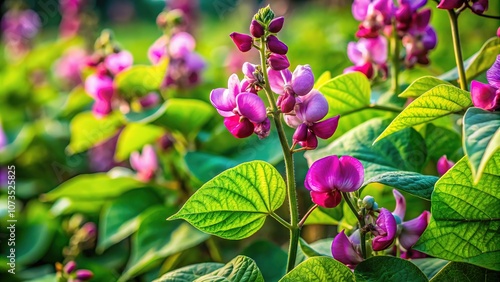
305, 155, 364, 208
130, 145, 158, 181
331, 230, 364, 268
372, 208, 397, 251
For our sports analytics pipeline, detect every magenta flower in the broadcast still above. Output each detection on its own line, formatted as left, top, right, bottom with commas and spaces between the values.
331, 230, 364, 268
104, 50, 133, 75
268, 16, 285, 33
63, 261, 77, 274
75, 269, 94, 280
54, 47, 87, 88
372, 208, 398, 251
437, 0, 465, 9
169, 32, 196, 59
241, 62, 260, 92
352, 0, 394, 37
130, 145, 158, 182
250, 20, 265, 38
268, 65, 315, 112
344, 36, 388, 79
470, 55, 500, 111
230, 32, 253, 52
305, 155, 364, 208
267, 35, 288, 55
148, 36, 168, 64
471, 0, 489, 14
0, 123, 7, 149
210, 74, 270, 139
85, 73, 114, 118
437, 155, 455, 176
267, 53, 290, 70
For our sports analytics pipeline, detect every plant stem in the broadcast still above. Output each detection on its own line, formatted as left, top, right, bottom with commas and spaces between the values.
298, 204, 318, 228
258, 38, 300, 273
390, 19, 400, 95
447, 9, 468, 91
271, 212, 293, 229
341, 192, 367, 259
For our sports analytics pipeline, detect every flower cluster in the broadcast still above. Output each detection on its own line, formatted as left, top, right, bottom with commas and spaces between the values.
56, 260, 93, 282
149, 6, 205, 89
470, 55, 500, 111
1, 6, 41, 59
346, 0, 437, 78
331, 190, 430, 267
84, 31, 134, 118
437, 0, 489, 14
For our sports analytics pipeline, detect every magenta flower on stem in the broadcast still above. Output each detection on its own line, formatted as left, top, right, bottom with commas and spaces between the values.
169, 32, 196, 59
104, 50, 133, 75
267, 35, 288, 55
230, 32, 253, 52
437, 0, 465, 9
352, 0, 394, 38
471, 0, 489, 14
437, 155, 455, 176
210, 74, 270, 139
267, 53, 290, 70
268, 16, 285, 33
268, 65, 314, 112
372, 208, 397, 251
84, 73, 114, 118
130, 145, 158, 182
304, 155, 364, 208
470, 55, 500, 111
54, 47, 87, 88
344, 36, 388, 79
331, 230, 364, 268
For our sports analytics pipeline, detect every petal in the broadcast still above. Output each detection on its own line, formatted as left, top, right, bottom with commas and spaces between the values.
366, 36, 388, 65
296, 90, 328, 123
242, 62, 257, 79
224, 116, 254, 138
268, 16, 285, 33
291, 65, 315, 96
104, 51, 133, 75
267, 35, 288, 55
141, 145, 158, 172
437, 0, 464, 9
185, 52, 206, 72
293, 123, 309, 143
210, 88, 235, 112
310, 190, 342, 208
486, 55, 500, 88
299, 131, 318, 149
400, 211, 430, 250
332, 156, 365, 192
236, 93, 267, 123
305, 155, 341, 192
229, 32, 253, 52
227, 73, 241, 97
372, 208, 397, 251
392, 189, 406, 222
169, 32, 196, 58
311, 115, 340, 139
422, 27, 437, 50
347, 41, 364, 65
331, 230, 364, 267
130, 151, 141, 171
284, 114, 303, 128
254, 118, 271, 139
268, 54, 290, 70
471, 80, 498, 111
437, 155, 455, 176
267, 68, 287, 94
148, 36, 168, 64
352, 0, 371, 21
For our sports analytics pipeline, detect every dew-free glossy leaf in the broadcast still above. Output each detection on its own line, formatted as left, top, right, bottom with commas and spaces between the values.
354, 256, 427, 282
430, 262, 500, 282
299, 238, 333, 258
463, 107, 500, 183
314, 71, 331, 89
375, 85, 471, 143
411, 258, 449, 280
279, 257, 354, 282
319, 72, 371, 116
115, 123, 165, 161
424, 124, 461, 161
169, 161, 286, 240
241, 241, 287, 282
153, 263, 225, 282
364, 171, 438, 200
304, 206, 343, 226
399, 76, 451, 98
414, 152, 500, 271
67, 111, 124, 154
196, 255, 264, 282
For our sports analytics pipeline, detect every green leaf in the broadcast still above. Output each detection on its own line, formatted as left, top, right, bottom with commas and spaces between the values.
430, 262, 500, 282
299, 238, 333, 258
314, 71, 332, 89
411, 258, 449, 280
463, 107, 500, 183
319, 72, 371, 116
399, 76, 451, 98
0, 124, 36, 164
424, 124, 461, 161
354, 256, 428, 282
154, 263, 225, 282
169, 161, 286, 240
97, 189, 162, 253
414, 152, 500, 271
196, 255, 264, 282
374, 85, 471, 143
59, 86, 93, 117
121, 206, 210, 281
115, 123, 165, 161
304, 206, 344, 226
42, 173, 145, 201
67, 111, 124, 154
114, 60, 168, 99
279, 257, 354, 282
242, 240, 287, 282
306, 118, 433, 200
124, 104, 166, 123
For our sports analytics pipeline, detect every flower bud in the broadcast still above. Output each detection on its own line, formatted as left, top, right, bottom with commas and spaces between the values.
268, 53, 290, 70
229, 32, 253, 52
291, 65, 314, 96
254, 119, 271, 139
277, 93, 296, 113
267, 35, 288, 55
75, 269, 94, 280
362, 195, 375, 209
299, 131, 318, 150
293, 123, 309, 143
139, 93, 161, 109
250, 20, 265, 38
63, 261, 77, 274
437, 0, 465, 10
268, 16, 284, 33
372, 208, 397, 251
471, 0, 488, 14
437, 155, 455, 176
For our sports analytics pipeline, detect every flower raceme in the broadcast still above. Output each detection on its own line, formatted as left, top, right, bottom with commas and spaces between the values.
304, 155, 364, 208
130, 145, 158, 182
470, 55, 500, 111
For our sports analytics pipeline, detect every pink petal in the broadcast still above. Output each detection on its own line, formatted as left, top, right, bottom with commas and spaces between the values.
169, 32, 196, 59
400, 211, 430, 250
210, 88, 235, 112
486, 55, 500, 89
331, 230, 364, 267
352, 0, 371, 21
332, 156, 365, 192
267, 68, 292, 94
296, 90, 328, 123
141, 145, 158, 172
305, 155, 340, 193
104, 51, 133, 75
311, 115, 340, 139
372, 208, 397, 251
471, 80, 499, 111
347, 41, 364, 65
291, 65, 314, 96
310, 190, 342, 208
437, 155, 455, 176
148, 36, 167, 64
224, 115, 254, 138
366, 36, 388, 65
236, 93, 267, 123
392, 189, 406, 222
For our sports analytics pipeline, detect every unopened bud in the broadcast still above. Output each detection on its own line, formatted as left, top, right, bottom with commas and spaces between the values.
362, 195, 375, 209
268, 53, 290, 70
75, 269, 94, 280
229, 32, 253, 52
267, 35, 288, 55
268, 16, 285, 33
63, 261, 77, 274
250, 20, 265, 38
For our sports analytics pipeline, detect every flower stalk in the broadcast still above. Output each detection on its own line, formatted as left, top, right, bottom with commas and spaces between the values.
391, 19, 400, 95
447, 9, 468, 90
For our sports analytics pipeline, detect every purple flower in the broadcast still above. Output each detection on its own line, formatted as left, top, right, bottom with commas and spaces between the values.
305, 155, 364, 208
470, 55, 500, 111
139, 92, 161, 109
85, 73, 114, 118
437, 155, 455, 176
75, 269, 94, 280
268, 16, 285, 33
230, 32, 253, 52
331, 230, 364, 268
148, 36, 168, 64
352, 0, 394, 38
267, 53, 290, 70
242, 62, 260, 92
250, 20, 264, 38
267, 35, 288, 55
268, 65, 314, 104
437, 0, 465, 9
63, 261, 77, 274
471, 0, 489, 14
372, 208, 397, 251
169, 32, 196, 59
210, 74, 270, 139
344, 36, 388, 79
104, 50, 133, 75
130, 145, 158, 181
54, 47, 87, 88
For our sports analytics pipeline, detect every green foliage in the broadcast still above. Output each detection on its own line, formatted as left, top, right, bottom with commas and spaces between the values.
319, 72, 371, 116
424, 124, 461, 161
59, 86, 93, 118
414, 152, 500, 271
354, 256, 428, 282
169, 161, 286, 240
303, 206, 343, 226
398, 76, 451, 98
115, 123, 165, 161
114, 59, 168, 100
430, 262, 500, 282
279, 257, 354, 282
154, 263, 225, 282
242, 240, 287, 282
375, 85, 471, 143
411, 258, 449, 280
0, 125, 36, 164
462, 107, 500, 183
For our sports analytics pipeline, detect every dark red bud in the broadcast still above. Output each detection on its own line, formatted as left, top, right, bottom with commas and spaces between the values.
268, 54, 290, 70
267, 35, 288, 55
64, 261, 77, 274
250, 20, 265, 38
229, 32, 253, 52
268, 16, 284, 33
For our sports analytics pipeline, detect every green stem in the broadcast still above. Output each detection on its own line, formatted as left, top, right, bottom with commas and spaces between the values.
341, 192, 367, 259
390, 19, 400, 95
271, 212, 293, 229
259, 38, 300, 273
447, 9, 468, 91
298, 204, 318, 228
206, 237, 223, 262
